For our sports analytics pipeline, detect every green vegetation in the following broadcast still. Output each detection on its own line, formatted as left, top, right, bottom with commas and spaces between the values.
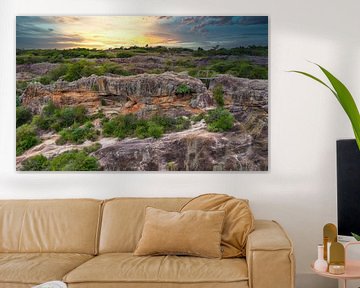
291, 63, 360, 150
210, 60, 267, 79
116, 51, 134, 58
56, 122, 99, 145
175, 84, 192, 95
16, 45, 267, 63
32, 102, 88, 132
49, 150, 99, 171
16, 106, 32, 127
21, 155, 49, 171
192, 45, 268, 57
21, 150, 100, 171
38, 64, 68, 84
213, 84, 224, 107
36, 60, 132, 84
351, 232, 360, 241
166, 161, 178, 171
16, 124, 40, 156
103, 114, 191, 140
191, 113, 206, 122
205, 108, 235, 132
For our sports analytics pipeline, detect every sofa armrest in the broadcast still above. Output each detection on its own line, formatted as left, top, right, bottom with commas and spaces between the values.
246, 220, 295, 288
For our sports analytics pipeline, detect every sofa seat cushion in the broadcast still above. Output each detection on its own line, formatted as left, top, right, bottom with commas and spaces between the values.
64, 253, 248, 285
0, 253, 93, 285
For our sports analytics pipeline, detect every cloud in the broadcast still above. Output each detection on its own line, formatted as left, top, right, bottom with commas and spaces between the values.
239, 16, 268, 25
16, 16, 268, 49
181, 17, 236, 33
158, 16, 173, 20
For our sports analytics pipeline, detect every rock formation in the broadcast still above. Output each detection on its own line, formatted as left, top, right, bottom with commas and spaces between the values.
18, 72, 268, 171
21, 72, 213, 118
93, 122, 267, 171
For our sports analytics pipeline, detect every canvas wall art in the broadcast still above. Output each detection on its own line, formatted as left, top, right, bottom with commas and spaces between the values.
16, 16, 268, 171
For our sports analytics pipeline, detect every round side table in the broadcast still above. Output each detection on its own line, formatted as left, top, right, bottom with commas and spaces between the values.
311, 242, 360, 288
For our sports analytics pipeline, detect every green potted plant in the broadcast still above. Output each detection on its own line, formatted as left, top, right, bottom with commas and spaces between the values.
290, 64, 360, 241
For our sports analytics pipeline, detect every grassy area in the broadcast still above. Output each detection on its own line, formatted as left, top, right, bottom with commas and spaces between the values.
37, 60, 132, 84
16, 46, 268, 64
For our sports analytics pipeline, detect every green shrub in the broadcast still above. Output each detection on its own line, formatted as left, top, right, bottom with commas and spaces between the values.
38, 64, 68, 84
213, 84, 224, 107
63, 60, 105, 82
49, 150, 99, 171
191, 113, 205, 122
16, 124, 40, 156
16, 106, 32, 127
174, 117, 191, 131
147, 123, 164, 138
205, 108, 234, 132
210, 60, 268, 79
103, 114, 190, 140
55, 106, 88, 130
175, 84, 192, 95
116, 52, 133, 58
103, 114, 138, 139
101, 62, 132, 76
33, 103, 88, 132
21, 155, 49, 171
16, 81, 29, 91
57, 122, 99, 145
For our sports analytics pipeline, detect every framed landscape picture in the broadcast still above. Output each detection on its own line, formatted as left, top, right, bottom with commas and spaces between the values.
16, 16, 268, 171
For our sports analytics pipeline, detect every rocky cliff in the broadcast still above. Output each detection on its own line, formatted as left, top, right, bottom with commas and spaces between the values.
18, 73, 268, 171
21, 72, 213, 118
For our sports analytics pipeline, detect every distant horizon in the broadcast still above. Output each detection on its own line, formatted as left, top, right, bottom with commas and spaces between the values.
16, 44, 269, 51
16, 16, 268, 50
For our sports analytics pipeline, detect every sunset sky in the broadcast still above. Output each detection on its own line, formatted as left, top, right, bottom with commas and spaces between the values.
16, 16, 268, 50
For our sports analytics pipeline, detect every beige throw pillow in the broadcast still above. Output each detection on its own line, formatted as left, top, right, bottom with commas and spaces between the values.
134, 207, 225, 258
181, 193, 255, 258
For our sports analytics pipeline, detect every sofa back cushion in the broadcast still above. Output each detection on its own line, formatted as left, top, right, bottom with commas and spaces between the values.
99, 198, 189, 253
0, 199, 102, 254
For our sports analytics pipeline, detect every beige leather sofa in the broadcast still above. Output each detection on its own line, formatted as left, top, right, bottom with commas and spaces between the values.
0, 198, 295, 288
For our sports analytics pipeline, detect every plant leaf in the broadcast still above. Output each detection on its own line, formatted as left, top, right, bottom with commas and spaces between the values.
351, 232, 360, 241
290, 65, 360, 150
289, 70, 337, 98
316, 64, 360, 150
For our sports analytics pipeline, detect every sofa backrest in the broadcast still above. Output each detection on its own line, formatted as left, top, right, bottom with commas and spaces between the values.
99, 197, 190, 253
0, 199, 102, 254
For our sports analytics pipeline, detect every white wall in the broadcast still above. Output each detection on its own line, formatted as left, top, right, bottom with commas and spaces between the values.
1, 0, 360, 287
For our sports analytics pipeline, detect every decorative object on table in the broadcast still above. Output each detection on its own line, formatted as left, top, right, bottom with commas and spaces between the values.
314, 244, 328, 272
32, 281, 67, 288
16, 16, 269, 172
323, 223, 337, 262
329, 242, 345, 275
312, 236, 360, 288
